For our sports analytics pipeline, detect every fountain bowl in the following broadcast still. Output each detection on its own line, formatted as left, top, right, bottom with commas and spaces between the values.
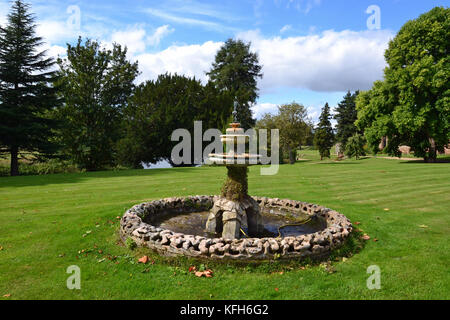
120, 195, 353, 261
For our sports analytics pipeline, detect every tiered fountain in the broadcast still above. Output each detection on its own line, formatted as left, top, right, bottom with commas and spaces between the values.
205, 102, 263, 239
119, 102, 353, 260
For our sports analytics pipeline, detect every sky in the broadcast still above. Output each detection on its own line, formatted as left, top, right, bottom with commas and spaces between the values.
0, 0, 448, 123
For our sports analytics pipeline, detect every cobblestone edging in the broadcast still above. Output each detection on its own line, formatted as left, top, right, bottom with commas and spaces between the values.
119, 196, 353, 261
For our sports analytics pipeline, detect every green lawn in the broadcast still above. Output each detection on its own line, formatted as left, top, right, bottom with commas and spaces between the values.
0, 154, 449, 299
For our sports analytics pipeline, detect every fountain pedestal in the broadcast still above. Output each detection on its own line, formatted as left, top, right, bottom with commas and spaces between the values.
205, 109, 264, 239
205, 167, 263, 239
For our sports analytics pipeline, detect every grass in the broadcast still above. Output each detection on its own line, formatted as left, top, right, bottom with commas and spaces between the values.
0, 152, 449, 300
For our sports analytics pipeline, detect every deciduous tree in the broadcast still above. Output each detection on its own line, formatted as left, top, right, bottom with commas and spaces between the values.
56, 38, 139, 170
356, 7, 449, 162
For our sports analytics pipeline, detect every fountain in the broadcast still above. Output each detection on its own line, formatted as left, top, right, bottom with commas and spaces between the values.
205, 101, 264, 239
119, 101, 353, 261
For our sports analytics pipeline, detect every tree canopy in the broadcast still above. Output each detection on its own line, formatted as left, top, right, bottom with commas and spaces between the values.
117, 73, 233, 168
256, 102, 312, 164
56, 38, 139, 170
207, 38, 263, 129
356, 7, 449, 162
0, 0, 60, 176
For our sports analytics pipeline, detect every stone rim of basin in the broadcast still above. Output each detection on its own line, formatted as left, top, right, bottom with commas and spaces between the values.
119, 195, 353, 261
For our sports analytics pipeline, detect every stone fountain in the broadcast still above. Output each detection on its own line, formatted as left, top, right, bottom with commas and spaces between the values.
119, 101, 353, 261
205, 102, 264, 239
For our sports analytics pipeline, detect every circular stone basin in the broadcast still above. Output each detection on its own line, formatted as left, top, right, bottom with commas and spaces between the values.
157, 210, 326, 239
120, 196, 353, 261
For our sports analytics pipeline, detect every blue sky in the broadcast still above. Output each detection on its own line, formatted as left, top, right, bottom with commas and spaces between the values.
0, 0, 448, 122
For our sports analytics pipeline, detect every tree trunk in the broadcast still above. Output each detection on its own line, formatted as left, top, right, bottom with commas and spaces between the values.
10, 146, 19, 176
289, 148, 296, 164
426, 138, 437, 163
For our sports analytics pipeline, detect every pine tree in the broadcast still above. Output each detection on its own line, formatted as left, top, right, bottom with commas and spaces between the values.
0, 0, 59, 176
314, 103, 334, 160
207, 39, 263, 129
334, 91, 359, 149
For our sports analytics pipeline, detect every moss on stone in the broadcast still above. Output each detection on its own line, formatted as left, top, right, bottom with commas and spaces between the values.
221, 166, 248, 201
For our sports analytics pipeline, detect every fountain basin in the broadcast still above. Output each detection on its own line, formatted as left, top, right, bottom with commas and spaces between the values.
120, 195, 353, 261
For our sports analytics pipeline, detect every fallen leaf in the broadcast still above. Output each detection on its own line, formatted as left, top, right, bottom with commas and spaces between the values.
116, 216, 121, 219
384, 208, 390, 211
188, 266, 196, 273
0, 246, 3, 251
419, 225, 428, 228
362, 234, 371, 240
274, 288, 279, 292
3, 294, 11, 297
138, 256, 149, 264
279, 272, 284, 275
195, 269, 213, 278
373, 238, 378, 242
354, 221, 361, 225
342, 257, 348, 262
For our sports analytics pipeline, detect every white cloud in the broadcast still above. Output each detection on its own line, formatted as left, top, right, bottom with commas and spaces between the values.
147, 25, 174, 46
145, 8, 225, 31
134, 28, 392, 94
36, 20, 79, 43
280, 25, 292, 33
112, 28, 147, 54
238, 29, 393, 92
109, 25, 174, 55
279, 0, 322, 13
252, 103, 278, 119
135, 41, 223, 83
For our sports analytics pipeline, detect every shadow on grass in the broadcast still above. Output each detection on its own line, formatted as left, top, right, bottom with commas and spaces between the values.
0, 166, 203, 189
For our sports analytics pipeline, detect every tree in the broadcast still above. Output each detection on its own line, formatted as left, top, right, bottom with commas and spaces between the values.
314, 103, 334, 160
357, 7, 449, 162
345, 133, 366, 160
207, 38, 263, 129
334, 91, 359, 149
56, 38, 139, 170
0, 0, 60, 176
117, 74, 233, 168
256, 102, 312, 164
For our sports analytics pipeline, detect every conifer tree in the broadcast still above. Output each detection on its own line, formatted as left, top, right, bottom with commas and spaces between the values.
314, 103, 334, 160
0, 0, 59, 176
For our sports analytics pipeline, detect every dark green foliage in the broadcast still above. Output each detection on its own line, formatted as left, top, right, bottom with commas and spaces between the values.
207, 39, 263, 129
334, 91, 359, 149
0, 0, 60, 176
221, 166, 248, 201
314, 103, 334, 160
356, 7, 450, 162
55, 38, 139, 171
345, 133, 366, 160
117, 74, 233, 168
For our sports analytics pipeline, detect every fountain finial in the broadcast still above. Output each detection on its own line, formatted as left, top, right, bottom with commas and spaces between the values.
233, 100, 238, 123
